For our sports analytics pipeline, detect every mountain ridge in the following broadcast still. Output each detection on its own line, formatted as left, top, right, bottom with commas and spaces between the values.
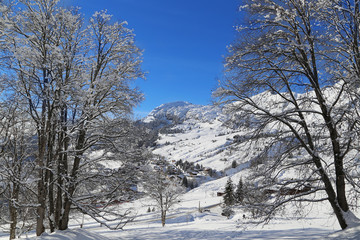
142, 101, 226, 126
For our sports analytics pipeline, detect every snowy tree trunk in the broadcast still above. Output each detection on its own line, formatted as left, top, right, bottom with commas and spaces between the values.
36, 130, 47, 236
314, 87, 349, 214
55, 108, 68, 229
9, 205, 17, 240
9, 141, 20, 240
161, 210, 166, 227
59, 128, 86, 230
312, 155, 347, 229
36, 66, 52, 236
9, 184, 19, 240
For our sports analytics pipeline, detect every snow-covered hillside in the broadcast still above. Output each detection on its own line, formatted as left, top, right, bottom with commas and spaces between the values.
138, 99, 359, 236
143, 101, 251, 172
143, 101, 225, 124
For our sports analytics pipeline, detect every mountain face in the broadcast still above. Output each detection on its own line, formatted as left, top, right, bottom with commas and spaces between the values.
142, 101, 246, 172
143, 101, 227, 126
141, 85, 357, 176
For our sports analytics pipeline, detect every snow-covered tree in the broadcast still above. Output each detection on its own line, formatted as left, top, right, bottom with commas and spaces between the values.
215, 0, 360, 229
0, 0, 145, 235
235, 178, 244, 204
0, 102, 37, 240
143, 170, 185, 227
223, 178, 235, 206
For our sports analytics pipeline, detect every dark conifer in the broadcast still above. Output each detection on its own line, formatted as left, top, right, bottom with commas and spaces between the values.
182, 176, 188, 188
235, 178, 244, 204
231, 160, 237, 168
223, 178, 235, 206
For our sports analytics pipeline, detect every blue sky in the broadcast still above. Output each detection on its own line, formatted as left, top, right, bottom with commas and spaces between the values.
69, 0, 241, 118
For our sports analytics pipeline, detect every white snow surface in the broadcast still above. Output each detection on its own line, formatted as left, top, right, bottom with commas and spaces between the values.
0, 188, 347, 239
22, 228, 112, 240
0, 187, 344, 240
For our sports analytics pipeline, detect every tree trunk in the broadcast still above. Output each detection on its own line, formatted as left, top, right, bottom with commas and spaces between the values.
161, 210, 166, 227
36, 201, 45, 236
9, 183, 19, 240
312, 156, 348, 229
55, 107, 68, 229
335, 157, 349, 213
313, 88, 349, 214
59, 199, 72, 230
59, 128, 86, 230
36, 68, 51, 236
47, 167, 55, 232
9, 144, 20, 240
47, 120, 56, 232
36, 136, 46, 236
9, 205, 17, 240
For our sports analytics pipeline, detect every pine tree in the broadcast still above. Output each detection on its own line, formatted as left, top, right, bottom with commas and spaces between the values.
235, 178, 244, 204
223, 178, 235, 206
182, 176, 188, 188
231, 160, 237, 168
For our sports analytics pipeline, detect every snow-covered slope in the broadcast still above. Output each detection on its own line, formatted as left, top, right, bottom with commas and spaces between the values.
143, 101, 225, 125
140, 96, 360, 233
143, 101, 255, 173
141, 101, 253, 173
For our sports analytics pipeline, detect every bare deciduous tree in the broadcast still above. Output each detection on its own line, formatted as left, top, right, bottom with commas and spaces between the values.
0, 101, 37, 240
215, 0, 360, 229
0, 0, 145, 236
143, 170, 184, 227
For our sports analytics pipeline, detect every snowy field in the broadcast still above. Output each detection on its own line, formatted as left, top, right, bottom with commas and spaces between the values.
0, 163, 357, 239
0, 205, 342, 239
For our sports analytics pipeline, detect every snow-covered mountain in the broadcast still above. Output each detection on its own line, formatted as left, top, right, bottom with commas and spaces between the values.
143, 101, 226, 125
142, 101, 250, 172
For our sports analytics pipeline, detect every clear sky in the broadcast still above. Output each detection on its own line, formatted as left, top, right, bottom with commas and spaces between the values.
68, 0, 241, 118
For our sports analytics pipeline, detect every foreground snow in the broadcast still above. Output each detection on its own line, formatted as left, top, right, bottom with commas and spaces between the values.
0, 191, 348, 240
328, 225, 360, 240
0, 169, 356, 239
0, 151, 354, 240
1, 216, 345, 240
22, 229, 112, 240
